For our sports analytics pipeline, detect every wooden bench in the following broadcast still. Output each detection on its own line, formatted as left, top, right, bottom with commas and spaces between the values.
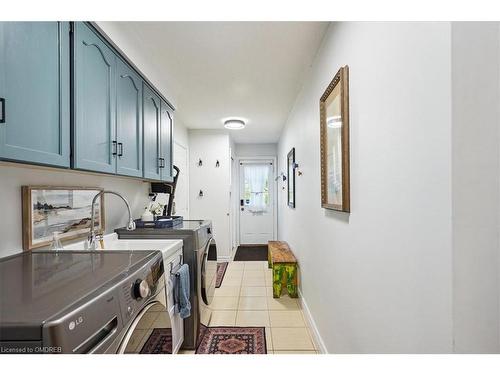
268, 241, 298, 298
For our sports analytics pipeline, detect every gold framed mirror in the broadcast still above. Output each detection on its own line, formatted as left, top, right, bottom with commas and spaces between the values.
320, 65, 350, 212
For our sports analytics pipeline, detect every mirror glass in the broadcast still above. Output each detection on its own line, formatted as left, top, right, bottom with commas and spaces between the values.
325, 83, 342, 207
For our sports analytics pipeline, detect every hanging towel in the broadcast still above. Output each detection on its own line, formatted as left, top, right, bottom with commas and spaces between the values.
176, 264, 191, 319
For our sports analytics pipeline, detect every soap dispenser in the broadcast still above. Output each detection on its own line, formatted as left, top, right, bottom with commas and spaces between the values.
141, 206, 154, 222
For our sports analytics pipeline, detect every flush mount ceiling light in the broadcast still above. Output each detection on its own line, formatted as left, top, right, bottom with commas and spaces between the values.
224, 119, 245, 130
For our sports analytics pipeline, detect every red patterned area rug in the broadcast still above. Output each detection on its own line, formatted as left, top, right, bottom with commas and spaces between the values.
195, 326, 267, 354
216, 262, 228, 288
140, 328, 172, 354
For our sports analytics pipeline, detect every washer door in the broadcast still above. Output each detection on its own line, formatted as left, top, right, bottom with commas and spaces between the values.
119, 301, 173, 354
201, 238, 217, 305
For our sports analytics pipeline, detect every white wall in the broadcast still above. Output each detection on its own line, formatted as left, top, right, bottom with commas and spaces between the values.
451, 22, 500, 353
277, 22, 454, 353
189, 130, 232, 260
0, 163, 149, 258
235, 143, 277, 157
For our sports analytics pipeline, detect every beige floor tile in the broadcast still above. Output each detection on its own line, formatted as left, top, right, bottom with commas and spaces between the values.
274, 351, 318, 354
267, 296, 300, 310
238, 296, 268, 310
151, 311, 172, 329
136, 312, 159, 329
271, 328, 315, 351
243, 269, 264, 278
215, 286, 241, 297
220, 277, 242, 287
240, 286, 267, 297
227, 262, 245, 270
236, 310, 270, 327
242, 277, 266, 287
149, 303, 165, 312
265, 327, 273, 351
211, 296, 239, 310
224, 269, 244, 278
244, 261, 265, 270
209, 310, 237, 326
269, 311, 306, 327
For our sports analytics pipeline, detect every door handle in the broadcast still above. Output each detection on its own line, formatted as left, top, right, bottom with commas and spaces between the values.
0, 98, 5, 123
240, 199, 244, 207
112, 141, 117, 156
118, 143, 123, 157
158, 158, 165, 168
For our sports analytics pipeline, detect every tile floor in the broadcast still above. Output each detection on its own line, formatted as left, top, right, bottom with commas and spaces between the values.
186, 260, 319, 354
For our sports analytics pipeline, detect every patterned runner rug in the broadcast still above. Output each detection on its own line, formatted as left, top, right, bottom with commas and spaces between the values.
216, 262, 228, 288
140, 328, 172, 354
195, 326, 267, 354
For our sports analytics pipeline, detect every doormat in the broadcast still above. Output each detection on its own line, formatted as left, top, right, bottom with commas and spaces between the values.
195, 326, 267, 354
234, 245, 268, 261
216, 262, 228, 288
140, 328, 172, 354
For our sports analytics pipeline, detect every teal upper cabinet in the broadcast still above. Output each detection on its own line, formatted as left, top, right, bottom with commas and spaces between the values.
116, 58, 143, 177
73, 22, 116, 174
143, 84, 161, 180
0, 22, 70, 167
160, 100, 174, 182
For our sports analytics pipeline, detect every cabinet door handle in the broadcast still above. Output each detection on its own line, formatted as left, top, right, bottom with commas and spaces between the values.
0, 98, 5, 124
118, 143, 123, 157
159, 158, 165, 168
112, 141, 117, 156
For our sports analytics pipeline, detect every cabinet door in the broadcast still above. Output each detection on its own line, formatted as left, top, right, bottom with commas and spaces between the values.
0, 22, 70, 167
143, 84, 161, 180
116, 58, 142, 177
73, 22, 116, 174
160, 100, 174, 182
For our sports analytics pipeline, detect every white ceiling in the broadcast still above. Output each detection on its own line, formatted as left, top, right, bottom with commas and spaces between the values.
112, 22, 329, 143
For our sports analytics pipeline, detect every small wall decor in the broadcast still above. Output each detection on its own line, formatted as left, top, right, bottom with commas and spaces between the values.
320, 65, 350, 212
215, 160, 220, 168
198, 158, 203, 167
22, 186, 105, 250
287, 148, 296, 208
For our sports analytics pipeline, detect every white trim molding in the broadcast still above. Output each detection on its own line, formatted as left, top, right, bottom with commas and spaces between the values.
298, 288, 328, 354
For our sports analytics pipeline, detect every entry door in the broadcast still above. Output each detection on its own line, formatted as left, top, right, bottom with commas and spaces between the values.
239, 160, 274, 244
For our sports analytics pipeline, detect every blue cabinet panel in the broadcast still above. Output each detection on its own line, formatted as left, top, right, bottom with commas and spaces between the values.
143, 84, 161, 180
73, 22, 116, 174
160, 100, 174, 182
116, 58, 142, 177
0, 22, 70, 167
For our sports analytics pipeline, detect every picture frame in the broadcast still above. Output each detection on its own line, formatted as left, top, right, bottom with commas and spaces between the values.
320, 65, 350, 212
22, 186, 105, 250
287, 148, 296, 208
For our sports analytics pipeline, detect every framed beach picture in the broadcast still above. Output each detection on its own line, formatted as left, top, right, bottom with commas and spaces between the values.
320, 65, 350, 212
22, 186, 105, 250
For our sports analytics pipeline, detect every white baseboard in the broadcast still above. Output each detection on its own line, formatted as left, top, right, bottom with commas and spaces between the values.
298, 288, 328, 354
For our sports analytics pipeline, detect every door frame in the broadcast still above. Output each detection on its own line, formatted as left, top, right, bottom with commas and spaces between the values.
173, 140, 189, 218
235, 156, 278, 246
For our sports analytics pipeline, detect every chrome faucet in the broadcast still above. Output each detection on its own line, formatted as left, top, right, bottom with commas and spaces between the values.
86, 190, 136, 250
